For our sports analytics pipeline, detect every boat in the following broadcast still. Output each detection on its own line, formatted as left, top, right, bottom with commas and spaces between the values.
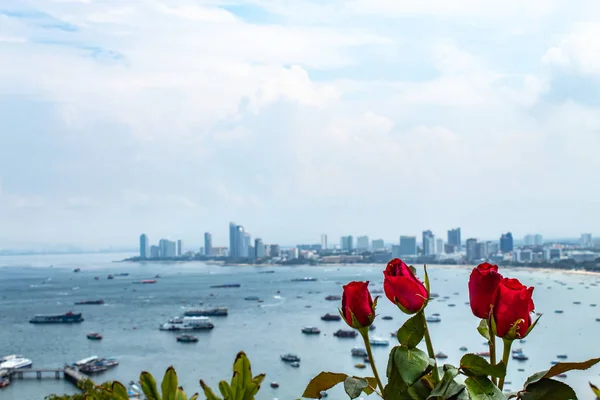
0, 355, 33, 369
426, 316, 441, 323
0, 378, 10, 388
551, 360, 559, 365
301, 327, 321, 334
591, 304, 597, 307
556, 354, 568, 359
94, 277, 100, 281
107, 275, 114, 280
79, 363, 108, 374
210, 284, 241, 288
102, 357, 119, 368
325, 295, 341, 301
573, 301, 581, 305
321, 313, 341, 321
432, 313, 440, 316
354, 363, 366, 369
334, 329, 357, 338
280, 354, 300, 362
116, 273, 129, 276
476, 352, 490, 357
291, 277, 317, 282
448, 304, 456, 307
159, 316, 214, 331
512, 353, 529, 361
155, 274, 161, 278
369, 325, 376, 331
430, 293, 440, 298
74, 356, 99, 368
270, 382, 279, 388
369, 337, 389, 346
177, 334, 199, 343
371, 289, 383, 294
382, 316, 393, 320
73, 268, 81, 273
459, 346, 468, 351
87, 332, 103, 340
75, 300, 105, 305
512, 348, 523, 354
557, 374, 567, 378
554, 310, 564, 314
435, 352, 448, 359
29, 311, 84, 324
184, 307, 228, 317
141, 280, 157, 284
390, 331, 397, 337
128, 383, 142, 398
258, 270, 275, 274
290, 361, 300, 368
244, 296, 260, 301
351, 348, 368, 357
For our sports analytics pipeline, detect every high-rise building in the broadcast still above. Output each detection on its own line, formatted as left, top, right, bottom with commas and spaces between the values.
177, 240, 183, 256
341, 236, 354, 251
356, 236, 369, 250
139, 234, 149, 259
534, 234, 543, 246
422, 230, 435, 256
466, 238, 478, 261
240, 232, 250, 258
159, 239, 177, 258
448, 228, 461, 248
270, 244, 280, 257
372, 239, 385, 250
247, 245, 255, 260
391, 245, 402, 259
255, 238, 265, 258
444, 243, 456, 254
229, 222, 238, 258
204, 232, 212, 256
487, 242, 499, 254
321, 234, 328, 250
500, 232, 513, 253
150, 245, 159, 259
581, 233, 593, 247
230, 222, 250, 258
544, 248, 562, 261
399, 236, 417, 255
436, 238, 444, 254
476, 242, 488, 260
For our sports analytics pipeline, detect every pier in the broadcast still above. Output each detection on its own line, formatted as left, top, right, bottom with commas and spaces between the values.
0, 366, 94, 387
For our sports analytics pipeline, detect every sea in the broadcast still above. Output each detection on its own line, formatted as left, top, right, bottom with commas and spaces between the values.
0, 253, 599, 400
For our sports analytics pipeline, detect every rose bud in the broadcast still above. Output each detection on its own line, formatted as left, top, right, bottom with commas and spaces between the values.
383, 258, 428, 314
341, 281, 376, 329
468, 262, 503, 319
493, 278, 535, 339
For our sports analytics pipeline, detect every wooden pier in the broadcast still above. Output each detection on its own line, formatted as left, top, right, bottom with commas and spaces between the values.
0, 366, 94, 387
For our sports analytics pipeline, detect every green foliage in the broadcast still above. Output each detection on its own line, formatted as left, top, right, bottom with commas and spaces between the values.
523, 358, 600, 388
199, 351, 264, 400
397, 312, 426, 348
590, 382, 600, 398
139, 366, 198, 400
45, 380, 115, 400
460, 354, 506, 379
464, 376, 505, 400
518, 378, 576, 400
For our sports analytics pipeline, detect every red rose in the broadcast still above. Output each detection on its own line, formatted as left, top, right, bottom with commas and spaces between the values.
383, 258, 428, 314
468, 263, 503, 319
493, 278, 535, 339
341, 281, 376, 329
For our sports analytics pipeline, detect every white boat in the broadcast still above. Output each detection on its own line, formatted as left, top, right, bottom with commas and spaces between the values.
426, 316, 441, 323
160, 316, 214, 331
369, 337, 390, 346
74, 356, 99, 368
0, 355, 33, 369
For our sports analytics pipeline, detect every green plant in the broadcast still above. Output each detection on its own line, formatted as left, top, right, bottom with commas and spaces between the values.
200, 351, 265, 400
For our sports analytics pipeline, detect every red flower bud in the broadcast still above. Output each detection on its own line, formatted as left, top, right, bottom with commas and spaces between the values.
383, 258, 428, 314
468, 263, 503, 319
493, 278, 535, 339
341, 281, 376, 329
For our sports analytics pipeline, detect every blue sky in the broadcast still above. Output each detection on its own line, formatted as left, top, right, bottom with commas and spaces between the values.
1, 0, 599, 249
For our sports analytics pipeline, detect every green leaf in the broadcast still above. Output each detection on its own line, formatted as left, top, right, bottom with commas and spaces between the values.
141, 371, 162, 400
477, 319, 490, 341
252, 374, 265, 389
218, 381, 233, 399
175, 388, 187, 400
590, 382, 600, 398
394, 346, 433, 386
199, 380, 223, 400
361, 377, 378, 395
464, 376, 505, 400
110, 381, 129, 400
519, 378, 577, 400
460, 354, 506, 378
424, 264, 431, 296
189, 395, 198, 400
522, 314, 542, 339
302, 372, 348, 399
161, 366, 178, 400
344, 377, 368, 399
397, 312, 426, 348
428, 366, 465, 400
524, 358, 600, 387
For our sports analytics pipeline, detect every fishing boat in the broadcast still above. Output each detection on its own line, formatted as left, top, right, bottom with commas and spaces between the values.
280, 354, 300, 362
321, 313, 341, 321
325, 295, 341, 301
354, 363, 366, 369
382, 316, 393, 320
556, 354, 568, 359
75, 300, 105, 305
244, 296, 260, 301
73, 268, 81, 273
291, 277, 317, 282
351, 348, 368, 357
512, 353, 529, 361
435, 352, 448, 359
87, 332, 103, 340
426, 316, 441, 323
270, 382, 279, 388
369, 337, 389, 346
176, 334, 199, 343
183, 307, 228, 317
333, 329, 357, 338
30, 311, 84, 324
554, 310, 564, 314
301, 327, 321, 335
459, 347, 468, 352
107, 275, 114, 280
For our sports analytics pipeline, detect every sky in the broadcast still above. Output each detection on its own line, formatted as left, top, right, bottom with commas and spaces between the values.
1, 0, 599, 249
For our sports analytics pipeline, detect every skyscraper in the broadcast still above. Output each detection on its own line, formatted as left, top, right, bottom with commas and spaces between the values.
500, 232, 513, 253
255, 238, 265, 258
399, 236, 417, 255
523, 234, 534, 246
321, 234, 328, 250
150, 245, 159, 259
229, 222, 249, 258
159, 239, 176, 258
341, 236, 354, 251
476, 242, 488, 260
239, 230, 250, 258
581, 233, 593, 247
448, 228, 461, 248
139, 234, 149, 259
534, 234, 543, 246
436, 238, 444, 254
356, 236, 369, 250
177, 240, 183, 256
372, 239, 385, 250
466, 238, 478, 262
269, 244, 280, 257
422, 230, 435, 256
229, 222, 238, 258
204, 232, 212, 256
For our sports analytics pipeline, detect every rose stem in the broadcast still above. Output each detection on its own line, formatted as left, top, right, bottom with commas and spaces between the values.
360, 329, 385, 394
422, 312, 440, 385
488, 319, 497, 385
498, 338, 513, 391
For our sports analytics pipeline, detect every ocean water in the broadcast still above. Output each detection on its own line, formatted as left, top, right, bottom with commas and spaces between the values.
0, 253, 599, 400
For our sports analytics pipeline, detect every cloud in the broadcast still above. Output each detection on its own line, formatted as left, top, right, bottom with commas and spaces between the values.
0, 0, 599, 248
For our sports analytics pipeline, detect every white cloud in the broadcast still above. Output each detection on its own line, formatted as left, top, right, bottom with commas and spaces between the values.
542, 23, 600, 77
